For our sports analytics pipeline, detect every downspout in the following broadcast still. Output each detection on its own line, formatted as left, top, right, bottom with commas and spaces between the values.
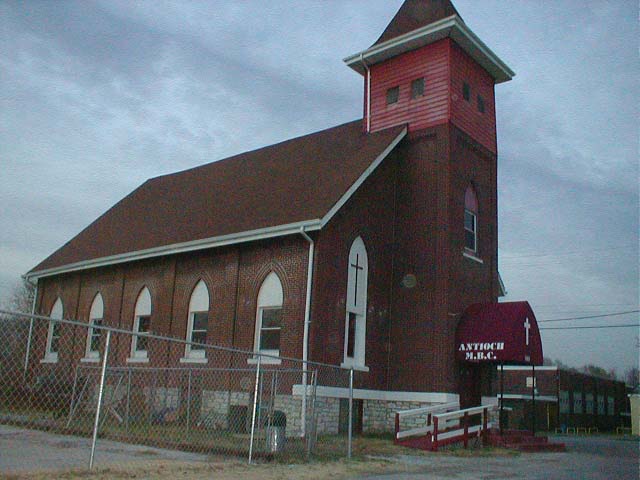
360, 53, 371, 133
22, 277, 38, 380
300, 227, 315, 438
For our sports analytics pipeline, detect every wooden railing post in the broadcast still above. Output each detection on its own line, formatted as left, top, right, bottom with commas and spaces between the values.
482, 407, 488, 445
463, 412, 469, 448
394, 412, 399, 443
433, 416, 439, 451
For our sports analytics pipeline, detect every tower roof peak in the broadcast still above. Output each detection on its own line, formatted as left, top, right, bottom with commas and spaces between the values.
374, 0, 461, 47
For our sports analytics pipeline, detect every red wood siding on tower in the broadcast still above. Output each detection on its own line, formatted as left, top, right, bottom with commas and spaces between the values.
449, 42, 497, 153
369, 39, 451, 133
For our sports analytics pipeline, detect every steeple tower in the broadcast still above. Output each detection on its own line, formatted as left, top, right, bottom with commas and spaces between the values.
373, 0, 461, 46
344, 0, 513, 153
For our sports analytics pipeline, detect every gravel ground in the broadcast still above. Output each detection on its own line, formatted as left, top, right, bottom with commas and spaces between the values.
0, 425, 208, 475
1, 425, 637, 480
360, 435, 640, 480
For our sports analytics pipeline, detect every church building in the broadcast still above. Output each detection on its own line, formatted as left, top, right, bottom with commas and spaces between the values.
26, 0, 543, 433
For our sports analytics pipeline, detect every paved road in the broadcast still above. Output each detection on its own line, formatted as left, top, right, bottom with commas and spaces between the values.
0, 425, 208, 475
359, 436, 640, 480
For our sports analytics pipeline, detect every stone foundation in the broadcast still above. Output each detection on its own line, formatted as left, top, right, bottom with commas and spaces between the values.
363, 399, 434, 433
87, 380, 460, 436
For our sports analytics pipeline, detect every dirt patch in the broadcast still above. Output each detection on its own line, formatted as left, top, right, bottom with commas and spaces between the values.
1, 458, 419, 480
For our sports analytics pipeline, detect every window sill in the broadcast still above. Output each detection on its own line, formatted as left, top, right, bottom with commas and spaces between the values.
40, 357, 58, 364
126, 357, 149, 364
180, 357, 208, 364
463, 251, 484, 264
80, 357, 100, 363
340, 362, 369, 372
247, 356, 282, 365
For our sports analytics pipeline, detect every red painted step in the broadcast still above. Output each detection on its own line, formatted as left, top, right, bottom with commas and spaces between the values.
486, 430, 565, 452
395, 434, 433, 451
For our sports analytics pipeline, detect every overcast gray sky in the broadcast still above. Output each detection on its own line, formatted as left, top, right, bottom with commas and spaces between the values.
1, 0, 638, 375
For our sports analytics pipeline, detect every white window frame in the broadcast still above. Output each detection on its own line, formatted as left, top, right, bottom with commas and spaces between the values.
129, 287, 151, 362
83, 293, 104, 361
464, 209, 477, 252
182, 280, 209, 362
253, 272, 283, 363
341, 236, 369, 371
43, 297, 63, 363
464, 186, 478, 254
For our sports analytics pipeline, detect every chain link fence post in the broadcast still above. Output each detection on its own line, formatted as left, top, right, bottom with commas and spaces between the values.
89, 329, 111, 470
248, 354, 261, 464
348, 367, 353, 459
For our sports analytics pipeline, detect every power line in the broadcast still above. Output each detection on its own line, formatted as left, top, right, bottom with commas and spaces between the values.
534, 303, 638, 308
538, 310, 639, 323
540, 324, 639, 330
500, 244, 635, 260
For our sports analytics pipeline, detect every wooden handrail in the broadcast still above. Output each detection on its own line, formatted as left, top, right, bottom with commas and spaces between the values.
395, 401, 459, 418
431, 405, 496, 451
395, 401, 460, 441
434, 404, 497, 422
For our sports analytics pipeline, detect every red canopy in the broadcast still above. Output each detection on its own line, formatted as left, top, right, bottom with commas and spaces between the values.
455, 301, 543, 365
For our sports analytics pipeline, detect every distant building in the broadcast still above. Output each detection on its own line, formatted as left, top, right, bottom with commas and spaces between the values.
492, 366, 631, 432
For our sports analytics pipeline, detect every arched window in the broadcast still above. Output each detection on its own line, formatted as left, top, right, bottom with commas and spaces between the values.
464, 186, 478, 252
184, 280, 209, 360
343, 237, 368, 368
130, 287, 151, 360
44, 297, 63, 362
85, 293, 104, 360
254, 272, 283, 357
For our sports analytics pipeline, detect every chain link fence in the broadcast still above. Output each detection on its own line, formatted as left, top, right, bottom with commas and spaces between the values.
0, 309, 354, 470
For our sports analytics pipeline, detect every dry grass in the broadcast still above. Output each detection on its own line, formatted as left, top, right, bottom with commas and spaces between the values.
1, 457, 418, 480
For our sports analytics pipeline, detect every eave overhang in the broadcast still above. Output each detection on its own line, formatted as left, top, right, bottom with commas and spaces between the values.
344, 15, 514, 84
25, 220, 323, 281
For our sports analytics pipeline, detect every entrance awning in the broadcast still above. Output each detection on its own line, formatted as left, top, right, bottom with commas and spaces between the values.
455, 301, 543, 365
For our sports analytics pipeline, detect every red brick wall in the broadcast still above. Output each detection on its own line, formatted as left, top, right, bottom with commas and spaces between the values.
310, 147, 399, 390
32, 237, 309, 377
448, 125, 498, 311
310, 123, 497, 395
387, 125, 452, 393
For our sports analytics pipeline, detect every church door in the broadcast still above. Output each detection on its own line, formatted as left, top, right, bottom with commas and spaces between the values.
459, 363, 482, 409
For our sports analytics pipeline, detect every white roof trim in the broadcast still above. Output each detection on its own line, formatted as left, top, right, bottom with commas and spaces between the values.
344, 15, 514, 84
498, 271, 507, 297
27, 219, 322, 280
28, 128, 407, 281
320, 127, 407, 227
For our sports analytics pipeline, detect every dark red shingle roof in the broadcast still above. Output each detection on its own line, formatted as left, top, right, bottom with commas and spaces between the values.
373, 0, 461, 47
31, 121, 405, 274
